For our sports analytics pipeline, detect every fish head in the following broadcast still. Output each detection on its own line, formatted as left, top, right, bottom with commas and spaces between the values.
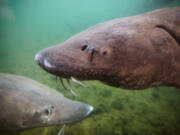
0, 73, 93, 131
35, 16, 180, 89
34, 26, 126, 86
20, 96, 93, 129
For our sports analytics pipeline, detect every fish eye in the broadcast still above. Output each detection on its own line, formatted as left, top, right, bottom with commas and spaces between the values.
81, 45, 88, 51
102, 51, 108, 56
45, 108, 52, 116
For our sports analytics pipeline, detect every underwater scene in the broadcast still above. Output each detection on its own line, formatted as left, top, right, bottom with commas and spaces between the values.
0, 0, 180, 135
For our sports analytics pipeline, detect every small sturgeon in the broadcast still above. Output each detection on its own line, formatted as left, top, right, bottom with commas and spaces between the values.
0, 73, 93, 132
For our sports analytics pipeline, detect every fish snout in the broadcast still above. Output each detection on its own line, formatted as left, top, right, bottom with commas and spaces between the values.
80, 104, 94, 118
69, 103, 94, 123
34, 52, 44, 66
35, 48, 57, 72
70, 103, 93, 123
57, 102, 93, 124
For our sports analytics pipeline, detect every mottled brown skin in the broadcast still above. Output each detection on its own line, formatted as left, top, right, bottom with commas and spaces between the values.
35, 7, 180, 90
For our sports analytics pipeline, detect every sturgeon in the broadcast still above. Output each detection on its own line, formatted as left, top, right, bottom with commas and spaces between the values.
35, 7, 180, 90
0, 73, 93, 132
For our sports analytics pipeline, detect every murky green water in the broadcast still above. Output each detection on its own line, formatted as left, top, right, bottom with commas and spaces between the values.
0, 0, 180, 135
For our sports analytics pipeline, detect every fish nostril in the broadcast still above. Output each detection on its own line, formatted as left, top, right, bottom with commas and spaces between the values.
81, 45, 88, 51
34, 111, 40, 116
45, 108, 52, 116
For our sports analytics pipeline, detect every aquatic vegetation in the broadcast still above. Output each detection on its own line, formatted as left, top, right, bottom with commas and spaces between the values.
111, 97, 124, 110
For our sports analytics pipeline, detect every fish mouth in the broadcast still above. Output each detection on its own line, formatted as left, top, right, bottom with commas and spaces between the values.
35, 51, 90, 96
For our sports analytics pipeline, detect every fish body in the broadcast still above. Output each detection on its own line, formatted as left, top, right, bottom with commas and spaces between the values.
35, 7, 180, 89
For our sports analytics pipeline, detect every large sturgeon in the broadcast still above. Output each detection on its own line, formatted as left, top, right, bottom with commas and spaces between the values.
35, 7, 180, 90
0, 73, 93, 132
